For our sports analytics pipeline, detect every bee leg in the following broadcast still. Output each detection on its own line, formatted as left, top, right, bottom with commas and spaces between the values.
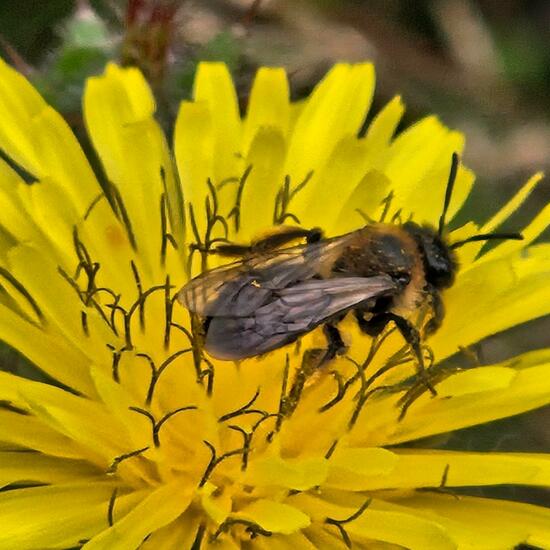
355, 311, 437, 396
305, 227, 324, 243
425, 286, 445, 335
254, 226, 324, 252
283, 324, 343, 420
323, 323, 347, 361
385, 314, 437, 397
212, 243, 252, 257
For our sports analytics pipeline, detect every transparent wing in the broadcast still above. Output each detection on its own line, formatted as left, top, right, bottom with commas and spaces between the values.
204, 275, 398, 360
178, 233, 358, 317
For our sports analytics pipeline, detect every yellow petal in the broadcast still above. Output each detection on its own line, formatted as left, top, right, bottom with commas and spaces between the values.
236, 499, 311, 534
83, 480, 193, 550
15, 377, 130, 462
328, 448, 550, 491
303, 526, 353, 550
0, 58, 99, 212
387, 350, 550, 444
435, 365, 516, 396
362, 95, 405, 159
0, 409, 84, 458
200, 481, 232, 524
84, 63, 168, 276
481, 193, 550, 264
173, 100, 215, 238
193, 62, 242, 185
333, 170, 392, 234
239, 127, 286, 239
0, 308, 94, 396
243, 67, 290, 152
431, 244, 550, 361
296, 137, 371, 230
287, 63, 375, 207
481, 172, 544, 233
382, 121, 471, 225
325, 448, 398, 490
0, 481, 140, 550
6, 245, 115, 363
0, 451, 100, 488
0, 159, 49, 249
251, 532, 318, 550
401, 493, 550, 549
140, 513, 201, 550
244, 455, 329, 491
292, 494, 455, 550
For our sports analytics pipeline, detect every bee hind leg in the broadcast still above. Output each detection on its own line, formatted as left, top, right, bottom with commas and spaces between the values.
283, 323, 345, 420
355, 311, 437, 397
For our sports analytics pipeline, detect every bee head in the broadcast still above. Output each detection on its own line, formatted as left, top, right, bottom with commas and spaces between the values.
403, 222, 457, 289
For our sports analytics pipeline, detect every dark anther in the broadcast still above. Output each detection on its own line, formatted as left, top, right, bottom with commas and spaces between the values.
146, 348, 193, 405
107, 345, 131, 383
218, 388, 262, 422
130, 260, 145, 330
129, 404, 198, 447
81, 311, 89, 336
318, 371, 347, 413
199, 440, 246, 487
0, 400, 28, 414
325, 497, 372, 549
273, 171, 313, 225
211, 518, 272, 541
153, 406, 198, 447
0, 266, 44, 323
0, 147, 37, 183
355, 208, 375, 225
379, 190, 394, 223
348, 345, 411, 429
227, 164, 253, 232
59, 233, 118, 335
324, 439, 339, 460
198, 356, 215, 396
418, 463, 460, 500
123, 283, 169, 350
107, 446, 149, 474
163, 276, 172, 349
83, 193, 106, 221
105, 180, 137, 250
107, 488, 118, 526
190, 524, 206, 550
227, 425, 253, 471
390, 208, 403, 224
128, 406, 156, 430
187, 179, 231, 275
160, 193, 178, 266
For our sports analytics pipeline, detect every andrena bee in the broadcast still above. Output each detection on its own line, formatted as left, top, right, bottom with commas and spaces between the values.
178, 154, 522, 382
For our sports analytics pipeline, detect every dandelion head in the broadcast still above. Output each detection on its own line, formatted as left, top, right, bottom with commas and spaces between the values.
0, 59, 550, 549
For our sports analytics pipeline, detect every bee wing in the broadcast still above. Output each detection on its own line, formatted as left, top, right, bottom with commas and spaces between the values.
178, 234, 357, 317
204, 275, 398, 360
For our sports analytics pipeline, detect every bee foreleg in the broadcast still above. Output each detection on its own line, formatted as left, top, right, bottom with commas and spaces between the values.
355, 311, 437, 397
425, 286, 445, 335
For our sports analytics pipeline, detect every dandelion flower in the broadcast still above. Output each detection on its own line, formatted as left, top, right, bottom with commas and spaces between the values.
0, 59, 549, 550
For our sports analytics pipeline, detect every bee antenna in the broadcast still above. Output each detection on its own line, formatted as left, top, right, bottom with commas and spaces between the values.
450, 232, 523, 250
438, 152, 460, 237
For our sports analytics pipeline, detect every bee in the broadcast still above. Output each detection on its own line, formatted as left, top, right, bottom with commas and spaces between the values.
178, 154, 522, 381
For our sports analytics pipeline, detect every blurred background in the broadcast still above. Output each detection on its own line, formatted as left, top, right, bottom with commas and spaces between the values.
0, 0, 548, 506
